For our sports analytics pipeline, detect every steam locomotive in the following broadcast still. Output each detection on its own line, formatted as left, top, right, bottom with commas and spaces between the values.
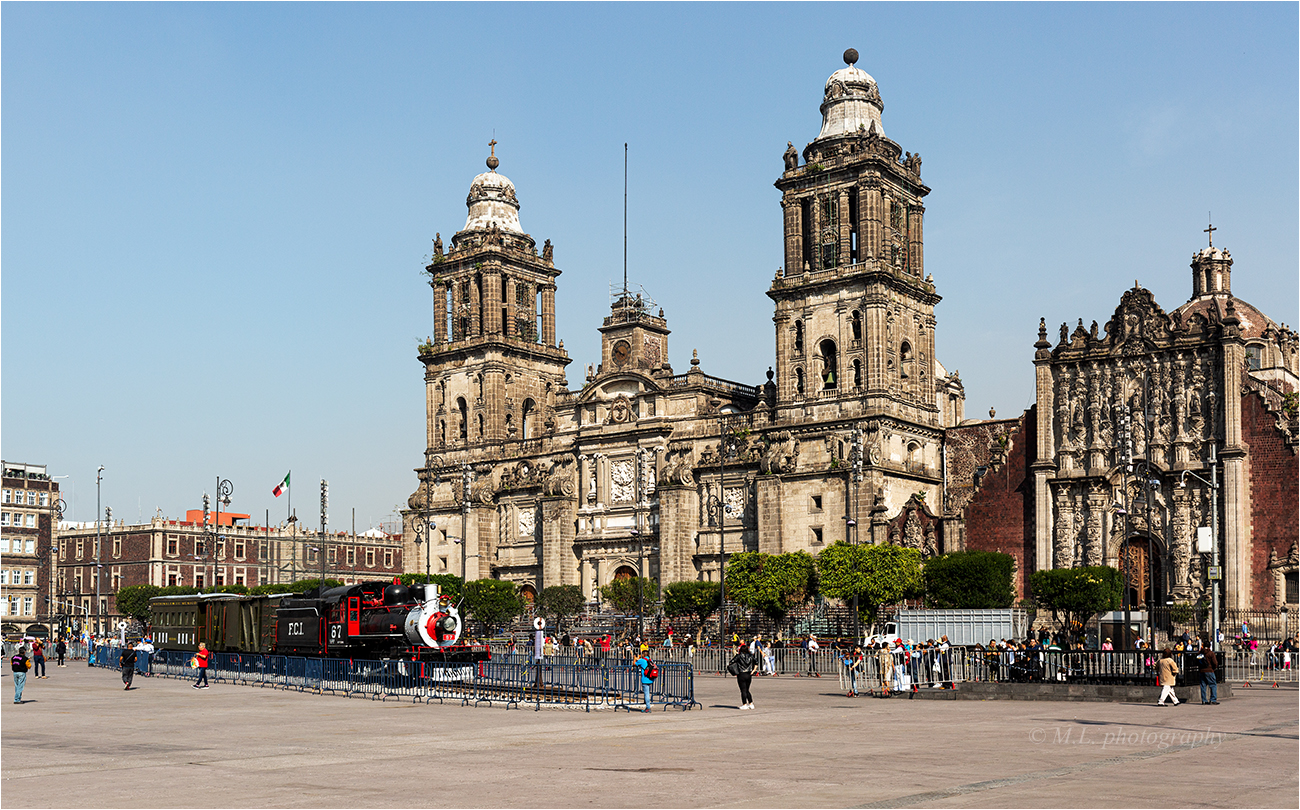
148, 580, 490, 662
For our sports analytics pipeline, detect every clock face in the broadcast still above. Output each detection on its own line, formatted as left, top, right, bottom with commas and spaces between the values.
612, 339, 631, 367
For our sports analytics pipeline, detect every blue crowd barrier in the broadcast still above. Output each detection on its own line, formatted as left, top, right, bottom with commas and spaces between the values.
86, 647, 696, 710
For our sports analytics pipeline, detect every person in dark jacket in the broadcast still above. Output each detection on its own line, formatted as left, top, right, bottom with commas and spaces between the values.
728, 643, 759, 710
1198, 646, 1220, 704
55, 639, 67, 667
119, 644, 138, 690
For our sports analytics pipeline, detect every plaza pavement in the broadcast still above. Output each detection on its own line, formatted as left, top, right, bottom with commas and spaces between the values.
2, 665, 1295, 809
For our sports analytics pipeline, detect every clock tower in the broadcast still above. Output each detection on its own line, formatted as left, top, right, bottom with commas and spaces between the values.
597, 287, 671, 376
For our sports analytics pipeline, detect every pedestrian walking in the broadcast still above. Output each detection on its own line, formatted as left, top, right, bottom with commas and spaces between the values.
192, 642, 211, 689
634, 650, 655, 713
1156, 648, 1180, 706
11, 644, 31, 703
805, 634, 820, 677
31, 640, 47, 678
1197, 646, 1220, 704
877, 644, 894, 695
120, 644, 138, 690
56, 638, 67, 667
728, 642, 759, 709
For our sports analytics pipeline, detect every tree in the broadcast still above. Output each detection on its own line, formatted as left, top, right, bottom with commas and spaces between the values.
114, 585, 164, 621
461, 579, 524, 633
817, 543, 923, 623
1028, 566, 1122, 644
400, 572, 463, 601
725, 551, 816, 624
599, 577, 659, 615
923, 551, 1017, 609
662, 581, 721, 642
535, 585, 585, 632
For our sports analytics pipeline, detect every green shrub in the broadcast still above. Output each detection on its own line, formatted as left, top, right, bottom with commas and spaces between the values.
923, 551, 1016, 609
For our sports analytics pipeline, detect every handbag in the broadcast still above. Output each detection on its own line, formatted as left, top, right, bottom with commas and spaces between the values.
726, 660, 741, 676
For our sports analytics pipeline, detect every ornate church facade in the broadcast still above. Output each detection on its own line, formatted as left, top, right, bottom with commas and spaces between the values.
404, 51, 1298, 614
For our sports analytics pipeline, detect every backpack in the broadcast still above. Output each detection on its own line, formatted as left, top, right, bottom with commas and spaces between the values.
646, 664, 659, 680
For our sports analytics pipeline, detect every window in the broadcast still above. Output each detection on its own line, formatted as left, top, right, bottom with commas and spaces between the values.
900, 341, 913, 379
851, 311, 862, 342
521, 398, 536, 440
215, 572, 225, 587
74, 571, 82, 593
167, 537, 178, 556
24, 539, 34, 553
0, 571, 7, 585
1, 489, 9, 503
1245, 345, 1262, 371
235, 541, 245, 560
113, 537, 122, 557
819, 339, 838, 389
195, 540, 206, 557
25, 513, 36, 528
328, 547, 337, 564
795, 368, 805, 396
76, 539, 84, 559
23, 597, 33, 615
439, 556, 448, 573
810, 495, 823, 513
366, 549, 375, 568
24, 570, 34, 585
811, 527, 824, 545
346, 548, 355, 566
0, 537, 8, 552
793, 321, 804, 354
167, 573, 178, 587
235, 572, 245, 586
853, 359, 863, 388
458, 398, 469, 442
0, 512, 7, 526
195, 573, 205, 588
384, 550, 393, 569
26, 492, 37, 506
1286, 571, 1298, 604
39, 493, 49, 507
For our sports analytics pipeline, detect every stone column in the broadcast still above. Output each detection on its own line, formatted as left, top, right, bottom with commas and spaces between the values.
579, 557, 592, 600
657, 484, 698, 586
756, 476, 784, 554
908, 204, 924, 278
1220, 308, 1250, 609
541, 497, 577, 588
782, 198, 801, 275
541, 285, 557, 347
862, 178, 881, 261
432, 282, 447, 343
482, 268, 501, 335
838, 188, 852, 267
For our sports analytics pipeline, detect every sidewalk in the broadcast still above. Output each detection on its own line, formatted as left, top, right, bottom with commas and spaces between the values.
2, 667, 1295, 808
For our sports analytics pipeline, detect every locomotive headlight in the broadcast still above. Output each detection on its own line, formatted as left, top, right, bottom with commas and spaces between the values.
437, 615, 457, 634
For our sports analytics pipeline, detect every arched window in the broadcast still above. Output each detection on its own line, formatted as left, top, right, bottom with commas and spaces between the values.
819, 339, 838, 389
853, 358, 862, 389
477, 413, 485, 442
795, 368, 805, 395
793, 321, 804, 354
907, 442, 921, 467
457, 398, 468, 442
505, 412, 514, 437
439, 420, 447, 446
900, 341, 913, 380
851, 311, 862, 343
521, 398, 536, 440
1245, 344, 1262, 371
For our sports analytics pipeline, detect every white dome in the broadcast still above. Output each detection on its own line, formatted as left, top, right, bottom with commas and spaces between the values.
816, 62, 884, 141
463, 168, 523, 234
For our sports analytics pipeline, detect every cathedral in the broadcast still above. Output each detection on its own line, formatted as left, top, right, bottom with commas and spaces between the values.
404, 51, 1298, 615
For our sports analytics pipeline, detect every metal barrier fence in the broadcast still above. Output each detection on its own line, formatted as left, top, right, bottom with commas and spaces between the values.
86, 648, 697, 711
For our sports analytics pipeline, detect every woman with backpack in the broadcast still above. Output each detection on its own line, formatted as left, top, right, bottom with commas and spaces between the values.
634, 651, 657, 713
727, 642, 759, 710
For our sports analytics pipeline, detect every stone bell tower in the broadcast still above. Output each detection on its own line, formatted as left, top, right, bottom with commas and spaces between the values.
419, 143, 571, 452
768, 49, 944, 429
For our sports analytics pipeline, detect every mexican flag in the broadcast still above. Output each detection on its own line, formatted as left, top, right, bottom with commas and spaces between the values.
272, 472, 290, 498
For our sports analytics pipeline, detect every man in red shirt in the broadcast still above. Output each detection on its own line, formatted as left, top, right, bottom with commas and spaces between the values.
192, 642, 211, 690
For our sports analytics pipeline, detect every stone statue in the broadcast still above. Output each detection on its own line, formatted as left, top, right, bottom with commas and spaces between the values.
542, 239, 553, 263
783, 141, 798, 171
433, 233, 443, 257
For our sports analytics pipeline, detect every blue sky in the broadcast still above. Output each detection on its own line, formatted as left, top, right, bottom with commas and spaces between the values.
3, 3, 1296, 529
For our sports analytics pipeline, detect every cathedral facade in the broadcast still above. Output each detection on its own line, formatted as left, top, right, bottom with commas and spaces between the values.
404, 51, 1298, 615
404, 51, 965, 603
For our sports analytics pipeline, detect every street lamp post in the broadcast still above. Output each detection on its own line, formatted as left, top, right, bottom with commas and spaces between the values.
460, 465, 472, 584
1116, 400, 1134, 649
708, 399, 738, 644
1179, 442, 1221, 653
846, 428, 864, 644
319, 479, 329, 588
50, 497, 65, 640
213, 478, 232, 588
412, 470, 435, 579
1141, 372, 1157, 648
95, 466, 103, 637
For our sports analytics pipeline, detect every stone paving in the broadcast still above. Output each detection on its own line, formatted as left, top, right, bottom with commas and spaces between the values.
2, 666, 1295, 808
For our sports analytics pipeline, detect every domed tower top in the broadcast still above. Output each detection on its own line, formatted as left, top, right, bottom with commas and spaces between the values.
815, 48, 885, 141
463, 139, 523, 234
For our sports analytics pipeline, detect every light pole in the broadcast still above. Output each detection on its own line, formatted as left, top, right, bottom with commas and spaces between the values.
412, 471, 435, 579
95, 466, 103, 637
213, 477, 232, 588
1115, 399, 1134, 649
1141, 372, 1156, 648
460, 465, 472, 584
846, 428, 864, 643
1178, 442, 1221, 653
708, 399, 738, 644
50, 496, 65, 640
319, 479, 329, 588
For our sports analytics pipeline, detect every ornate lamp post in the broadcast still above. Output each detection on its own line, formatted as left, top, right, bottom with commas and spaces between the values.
412, 469, 435, 578
95, 466, 103, 637
1115, 400, 1134, 649
1178, 442, 1221, 652
213, 477, 233, 588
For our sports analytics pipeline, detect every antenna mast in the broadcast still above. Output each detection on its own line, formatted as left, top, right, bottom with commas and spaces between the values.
623, 142, 628, 296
